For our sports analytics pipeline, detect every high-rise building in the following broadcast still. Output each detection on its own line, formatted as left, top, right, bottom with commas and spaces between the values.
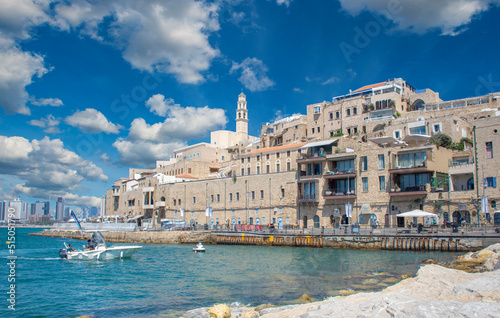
55, 197, 65, 221
31, 201, 49, 215
8, 199, 23, 220
0, 201, 6, 221
64, 206, 70, 219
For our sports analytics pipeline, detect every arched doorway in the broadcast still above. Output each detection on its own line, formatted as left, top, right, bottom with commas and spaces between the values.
411, 99, 425, 111
452, 211, 461, 223
255, 218, 261, 225
231, 218, 236, 229
369, 214, 378, 227
249, 217, 253, 225
277, 217, 283, 229
313, 215, 320, 228
303, 216, 308, 228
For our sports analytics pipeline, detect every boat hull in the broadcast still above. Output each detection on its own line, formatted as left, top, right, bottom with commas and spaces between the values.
65, 246, 142, 260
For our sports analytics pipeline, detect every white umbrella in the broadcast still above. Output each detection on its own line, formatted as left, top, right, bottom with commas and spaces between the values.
396, 210, 437, 218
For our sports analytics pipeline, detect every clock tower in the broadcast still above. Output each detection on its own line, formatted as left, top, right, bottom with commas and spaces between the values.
236, 92, 248, 141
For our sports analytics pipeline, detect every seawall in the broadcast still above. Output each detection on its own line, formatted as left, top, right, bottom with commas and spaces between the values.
31, 229, 500, 251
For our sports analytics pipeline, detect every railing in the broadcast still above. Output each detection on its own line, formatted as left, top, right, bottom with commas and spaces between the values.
298, 193, 317, 200
323, 189, 355, 196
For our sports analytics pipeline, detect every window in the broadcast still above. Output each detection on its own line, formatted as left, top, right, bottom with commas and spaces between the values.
329, 112, 333, 120
318, 127, 320, 133
276, 152, 280, 158
394, 130, 401, 139
262, 217, 265, 224
260, 190, 264, 199
173, 199, 176, 206
193, 197, 196, 204
279, 207, 283, 214
301, 182, 316, 200
251, 191, 255, 200
247, 166, 251, 175
312, 128, 315, 134
266, 154, 270, 160
485, 177, 497, 188
433, 123, 442, 133
361, 156, 368, 171
281, 188, 285, 198
256, 165, 261, 174
241, 167, 244, 175
191, 211, 194, 217
266, 164, 270, 173
211, 195, 214, 203
398, 152, 426, 168
486, 142, 493, 159
346, 108, 351, 116
379, 176, 386, 191
276, 162, 281, 172
362, 177, 368, 192
313, 105, 321, 114
257, 155, 260, 161
229, 193, 232, 202
410, 126, 426, 135
287, 151, 290, 157
336, 159, 354, 173
241, 158, 244, 163
174, 211, 177, 217
353, 107, 357, 115
232, 210, 235, 216
336, 111, 340, 119
287, 160, 291, 171
378, 154, 385, 169
286, 217, 290, 223
216, 194, 220, 202
178, 199, 181, 206
236, 192, 240, 201
255, 208, 259, 215
221, 156, 225, 161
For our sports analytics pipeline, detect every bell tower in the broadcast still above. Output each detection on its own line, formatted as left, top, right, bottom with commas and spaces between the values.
236, 92, 248, 140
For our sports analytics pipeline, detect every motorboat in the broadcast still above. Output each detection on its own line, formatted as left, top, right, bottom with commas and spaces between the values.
193, 242, 206, 252
59, 231, 142, 260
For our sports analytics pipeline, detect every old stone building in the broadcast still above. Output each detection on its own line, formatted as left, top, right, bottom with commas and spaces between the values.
105, 81, 500, 229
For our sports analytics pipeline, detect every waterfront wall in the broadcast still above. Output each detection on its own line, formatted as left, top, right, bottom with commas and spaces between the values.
52, 223, 137, 232
32, 229, 500, 251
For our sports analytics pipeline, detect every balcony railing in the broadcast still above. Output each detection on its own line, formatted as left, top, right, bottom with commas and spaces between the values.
298, 193, 318, 202
323, 189, 355, 198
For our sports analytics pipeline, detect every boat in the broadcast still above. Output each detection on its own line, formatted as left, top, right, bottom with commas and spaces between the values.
193, 242, 206, 252
59, 231, 142, 260
58, 211, 142, 260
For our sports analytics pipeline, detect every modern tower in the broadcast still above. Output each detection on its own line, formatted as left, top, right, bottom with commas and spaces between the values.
236, 92, 248, 141
56, 197, 65, 221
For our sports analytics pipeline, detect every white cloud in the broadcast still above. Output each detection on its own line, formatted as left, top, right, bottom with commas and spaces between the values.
230, 58, 275, 92
0, 47, 49, 115
113, 139, 185, 168
100, 153, 112, 164
131, 94, 227, 142
293, 87, 303, 93
30, 97, 63, 107
275, 0, 292, 7
322, 76, 340, 85
28, 114, 61, 133
0, 135, 107, 205
338, 0, 500, 36
53, 0, 221, 83
114, 94, 227, 167
0, 0, 51, 40
65, 108, 123, 134
13, 184, 103, 206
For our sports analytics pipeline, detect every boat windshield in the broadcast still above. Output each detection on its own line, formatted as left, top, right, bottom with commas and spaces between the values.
93, 232, 107, 248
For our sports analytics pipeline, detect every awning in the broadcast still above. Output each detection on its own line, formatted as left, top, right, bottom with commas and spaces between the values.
127, 215, 144, 222
396, 210, 437, 218
369, 136, 399, 147
403, 134, 430, 143
300, 139, 338, 149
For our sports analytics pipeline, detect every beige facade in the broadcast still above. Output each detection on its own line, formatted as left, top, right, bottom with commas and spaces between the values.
105, 82, 500, 228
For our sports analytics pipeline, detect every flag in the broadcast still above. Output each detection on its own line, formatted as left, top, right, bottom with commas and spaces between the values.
481, 196, 489, 214
205, 207, 210, 217
180, 208, 184, 217
345, 204, 352, 218
209, 207, 213, 217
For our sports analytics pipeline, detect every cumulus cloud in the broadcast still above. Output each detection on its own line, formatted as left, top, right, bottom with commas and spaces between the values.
338, 0, 500, 36
65, 108, 123, 134
52, 0, 221, 83
13, 184, 103, 207
0, 0, 51, 40
28, 114, 61, 133
114, 94, 227, 167
113, 139, 185, 168
30, 97, 63, 107
0, 47, 49, 115
230, 58, 275, 92
275, 0, 292, 7
0, 135, 108, 206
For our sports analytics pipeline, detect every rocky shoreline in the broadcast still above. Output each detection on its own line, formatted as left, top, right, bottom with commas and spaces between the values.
182, 244, 500, 318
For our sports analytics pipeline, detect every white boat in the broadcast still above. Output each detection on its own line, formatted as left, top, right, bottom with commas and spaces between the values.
59, 231, 142, 260
193, 242, 206, 252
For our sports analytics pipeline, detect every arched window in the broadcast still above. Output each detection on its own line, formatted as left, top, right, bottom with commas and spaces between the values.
443, 212, 449, 222
313, 215, 320, 228
276, 159, 281, 173
467, 178, 474, 190
286, 159, 291, 171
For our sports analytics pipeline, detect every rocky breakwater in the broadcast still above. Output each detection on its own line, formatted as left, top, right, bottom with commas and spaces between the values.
182, 244, 500, 318
31, 229, 214, 244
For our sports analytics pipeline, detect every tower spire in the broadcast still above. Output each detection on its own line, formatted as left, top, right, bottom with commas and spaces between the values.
236, 92, 248, 141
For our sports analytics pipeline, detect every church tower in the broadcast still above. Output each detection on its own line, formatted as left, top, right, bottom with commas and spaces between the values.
236, 92, 248, 141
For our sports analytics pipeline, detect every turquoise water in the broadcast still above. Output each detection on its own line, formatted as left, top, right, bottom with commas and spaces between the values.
0, 228, 461, 318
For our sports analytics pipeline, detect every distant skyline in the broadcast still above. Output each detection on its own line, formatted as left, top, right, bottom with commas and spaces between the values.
0, 0, 499, 209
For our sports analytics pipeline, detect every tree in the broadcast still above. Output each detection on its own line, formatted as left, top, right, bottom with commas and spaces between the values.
430, 133, 452, 148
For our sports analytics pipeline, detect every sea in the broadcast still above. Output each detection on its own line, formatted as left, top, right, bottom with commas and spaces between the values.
0, 228, 462, 318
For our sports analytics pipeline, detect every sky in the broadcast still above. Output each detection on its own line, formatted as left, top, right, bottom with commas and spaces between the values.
1, 0, 500, 210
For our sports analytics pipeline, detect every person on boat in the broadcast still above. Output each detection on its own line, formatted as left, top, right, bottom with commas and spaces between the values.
87, 239, 95, 250
67, 244, 75, 252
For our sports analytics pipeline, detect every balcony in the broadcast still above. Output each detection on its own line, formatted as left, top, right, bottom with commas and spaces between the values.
324, 169, 356, 180
297, 153, 327, 163
389, 162, 429, 174
448, 162, 474, 175
297, 193, 318, 203
323, 189, 356, 200
389, 184, 427, 196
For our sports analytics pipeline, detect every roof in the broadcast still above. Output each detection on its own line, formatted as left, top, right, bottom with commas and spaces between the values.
300, 139, 338, 149
176, 173, 198, 179
352, 82, 386, 93
245, 142, 307, 156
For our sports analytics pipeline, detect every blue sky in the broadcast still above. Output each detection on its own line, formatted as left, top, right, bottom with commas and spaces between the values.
1, 0, 499, 209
